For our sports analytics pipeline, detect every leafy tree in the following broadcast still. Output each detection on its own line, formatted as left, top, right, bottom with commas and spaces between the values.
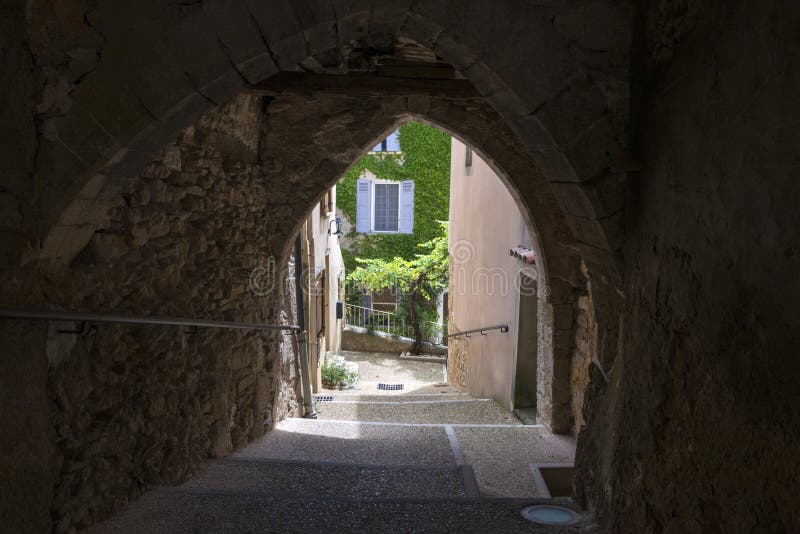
347, 222, 449, 354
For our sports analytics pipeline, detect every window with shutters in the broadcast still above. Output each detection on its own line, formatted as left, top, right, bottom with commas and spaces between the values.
373, 183, 399, 232
355, 176, 414, 234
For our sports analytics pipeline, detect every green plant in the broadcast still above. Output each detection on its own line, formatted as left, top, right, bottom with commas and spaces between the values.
321, 356, 359, 389
337, 122, 451, 275
347, 222, 449, 354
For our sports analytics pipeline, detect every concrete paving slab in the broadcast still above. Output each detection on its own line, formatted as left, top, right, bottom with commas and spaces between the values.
321, 351, 456, 395
233, 418, 456, 467
315, 393, 471, 403
181, 457, 468, 499
454, 427, 576, 498
315, 398, 521, 425
87, 491, 587, 534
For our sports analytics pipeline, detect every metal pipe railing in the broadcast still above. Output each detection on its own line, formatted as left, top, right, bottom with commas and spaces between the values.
344, 303, 446, 345
448, 323, 509, 339
0, 309, 301, 332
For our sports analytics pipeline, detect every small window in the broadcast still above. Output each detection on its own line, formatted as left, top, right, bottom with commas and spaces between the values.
465, 146, 473, 176
371, 130, 401, 153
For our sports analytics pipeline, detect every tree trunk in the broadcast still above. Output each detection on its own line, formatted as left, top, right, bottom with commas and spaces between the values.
408, 280, 423, 354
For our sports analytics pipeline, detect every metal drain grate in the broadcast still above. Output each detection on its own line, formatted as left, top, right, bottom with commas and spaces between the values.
314, 395, 334, 402
377, 383, 404, 391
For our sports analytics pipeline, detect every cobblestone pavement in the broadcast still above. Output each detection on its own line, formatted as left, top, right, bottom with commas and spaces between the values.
88, 352, 581, 533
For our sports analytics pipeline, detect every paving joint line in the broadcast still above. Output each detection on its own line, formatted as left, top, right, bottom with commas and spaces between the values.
316, 399, 492, 405
157, 486, 542, 505
221, 456, 460, 471
445, 425, 466, 465
317, 392, 468, 397
445, 424, 482, 498
283, 418, 540, 428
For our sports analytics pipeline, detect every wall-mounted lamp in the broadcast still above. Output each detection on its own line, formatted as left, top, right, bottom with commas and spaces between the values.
328, 217, 343, 237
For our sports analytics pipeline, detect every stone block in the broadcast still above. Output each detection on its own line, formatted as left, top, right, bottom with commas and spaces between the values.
534, 77, 608, 147
201, 1, 279, 83
563, 118, 623, 182
553, 1, 633, 60
531, 148, 579, 182
509, 115, 557, 151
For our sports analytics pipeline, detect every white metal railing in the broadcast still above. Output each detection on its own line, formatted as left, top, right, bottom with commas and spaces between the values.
345, 303, 445, 346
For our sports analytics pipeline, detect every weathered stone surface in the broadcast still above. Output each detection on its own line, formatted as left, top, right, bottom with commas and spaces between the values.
4, 2, 798, 533
342, 326, 446, 356
575, 2, 800, 532
1, 96, 303, 533
570, 267, 597, 437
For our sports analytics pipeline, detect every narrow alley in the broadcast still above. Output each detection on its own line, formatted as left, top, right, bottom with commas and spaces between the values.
87, 351, 578, 533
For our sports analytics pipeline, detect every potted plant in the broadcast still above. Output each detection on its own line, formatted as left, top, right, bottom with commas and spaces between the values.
321, 356, 359, 390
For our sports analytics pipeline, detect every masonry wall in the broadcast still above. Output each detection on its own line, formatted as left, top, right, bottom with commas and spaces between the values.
1, 95, 303, 533
0, 3, 53, 532
570, 264, 596, 437
575, 1, 800, 531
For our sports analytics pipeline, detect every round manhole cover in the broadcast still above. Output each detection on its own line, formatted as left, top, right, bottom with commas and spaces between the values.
520, 505, 581, 526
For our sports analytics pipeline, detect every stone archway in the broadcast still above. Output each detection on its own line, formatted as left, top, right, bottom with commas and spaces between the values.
6, 2, 637, 530
252, 79, 586, 434
26, 1, 632, 286
21, 2, 634, 438
24, 0, 634, 427
38, 75, 588, 434
11, 82, 593, 532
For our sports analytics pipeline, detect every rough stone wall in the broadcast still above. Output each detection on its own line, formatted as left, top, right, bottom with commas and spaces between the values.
1, 95, 302, 532
448, 347, 469, 391
0, 3, 54, 533
575, 1, 800, 531
571, 265, 597, 436
0, 0, 38, 268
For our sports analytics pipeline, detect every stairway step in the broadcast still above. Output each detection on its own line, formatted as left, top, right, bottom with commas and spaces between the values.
179, 457, 471, 499
315, 393, 472, 403
315, 398, 521, 425
234, 418, 456, 466
87, 491, 586, 533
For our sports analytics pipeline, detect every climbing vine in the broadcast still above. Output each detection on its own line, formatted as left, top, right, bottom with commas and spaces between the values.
337, 122, 451, 278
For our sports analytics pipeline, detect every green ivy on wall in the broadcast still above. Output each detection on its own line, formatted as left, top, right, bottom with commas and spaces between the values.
337, 122, 451, 281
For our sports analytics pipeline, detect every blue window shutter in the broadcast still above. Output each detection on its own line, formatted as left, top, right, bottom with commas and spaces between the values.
399, 180, 414, 234
356, 178, 372, 233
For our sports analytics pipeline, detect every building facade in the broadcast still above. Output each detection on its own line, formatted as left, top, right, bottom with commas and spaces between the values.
447, 139, 541, 414
300, 185, 345, 391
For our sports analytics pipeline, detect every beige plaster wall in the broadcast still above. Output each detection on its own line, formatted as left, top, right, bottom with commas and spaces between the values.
447, 139, 536, 410
305, 185, 345, 392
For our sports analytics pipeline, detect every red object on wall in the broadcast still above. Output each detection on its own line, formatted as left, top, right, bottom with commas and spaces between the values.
510, 246, 536, 265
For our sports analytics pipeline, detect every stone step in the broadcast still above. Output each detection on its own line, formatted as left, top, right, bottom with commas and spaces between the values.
314, 393, 473, 403
87, 490, 587, 533
233, 418, 457, 466
314, 398, 522, 425
178, 457, 473, 499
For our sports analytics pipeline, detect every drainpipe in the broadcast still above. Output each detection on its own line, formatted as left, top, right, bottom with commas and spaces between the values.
294, 232, 317, 419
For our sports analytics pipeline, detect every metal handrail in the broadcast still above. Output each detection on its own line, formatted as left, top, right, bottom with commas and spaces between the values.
0, 308, 302, 332
448, 323, 509, 339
